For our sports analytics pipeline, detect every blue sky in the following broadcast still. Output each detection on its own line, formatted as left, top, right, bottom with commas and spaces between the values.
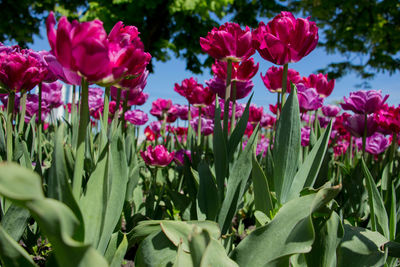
28, 17, 399, 116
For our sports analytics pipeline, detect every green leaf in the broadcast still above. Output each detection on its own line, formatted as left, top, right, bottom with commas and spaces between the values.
305, 211, 344, 267
79, 144, 109, 248
48, 126, 84, 239
110, 234, 128, 267
273, 87, 301, 204
135, 230, 179, 267
390, 181, 396, 241
362, 158, 389, 238
288, 121, 333, 201
197, 161, 219, 221
227, 94, 252, 160
0, 203, 30, 241
0, 225, 37, 267
213, 103, 227, 200
97, 131, 129, 254
251, 154, 273, 219
337, 225, 388, 267
173, 241, 193, 267
188, 228, 238, 267
230, 185, 341, 266
218, 125, 259, 235
0, 163, 108, 267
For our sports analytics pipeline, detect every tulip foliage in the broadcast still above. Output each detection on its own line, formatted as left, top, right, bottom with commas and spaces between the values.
0, 10, 400, 267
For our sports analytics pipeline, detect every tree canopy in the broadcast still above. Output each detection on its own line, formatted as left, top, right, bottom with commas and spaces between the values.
0, 0, 399, 79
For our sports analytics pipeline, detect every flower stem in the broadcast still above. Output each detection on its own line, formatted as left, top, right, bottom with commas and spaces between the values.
197, 106, 202, 147
362, 113, 367, 157
223, 59, 233, 141
281, 63, 289, 108
230, 81, 237, 135
6, 92, 15, 162
72, 78, 89, 199
103, 86, 110, 132
113, 87, 122, 123
18, 91, 27, 134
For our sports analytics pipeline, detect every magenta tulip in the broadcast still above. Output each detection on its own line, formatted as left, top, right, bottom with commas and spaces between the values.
341, 90, 389, 115
174, 78, 215, 107
322, 104, 340, 117
200, 22, 254, 62
260, 66, 301, 93
206, 76, 253, 100
252, 11, 318, 65
303, 73, 335, 97
124, 109, 148, 126
140, 145, 175, 167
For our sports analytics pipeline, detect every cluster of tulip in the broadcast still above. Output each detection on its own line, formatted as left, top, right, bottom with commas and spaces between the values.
0, 10, 399, 267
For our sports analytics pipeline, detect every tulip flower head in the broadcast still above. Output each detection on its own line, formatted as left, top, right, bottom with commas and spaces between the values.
303, 73, 335, 98
174, 78, 215, 107
140, 145, 175, 167
124, 109, 148, 126
260, 66, 301, 93
252, 11, 319, 65
200, 22, 254, 62
340, 90, 389, 114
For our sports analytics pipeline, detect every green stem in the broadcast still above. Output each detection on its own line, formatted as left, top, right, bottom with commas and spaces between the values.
197, 106, 202, 147
362, 113, 367, 157
281, 63, 289, 108
6, 92, 15, 162
230, 81, 237, 135
223, 59, 233, 141
276, 92, 281, 120
72, 78, 89, 199
113, 87, 122, 123
103, 86, 110, 132
71, 85, 76, 121
18, 91, 27, 134
121, 90, 130, 133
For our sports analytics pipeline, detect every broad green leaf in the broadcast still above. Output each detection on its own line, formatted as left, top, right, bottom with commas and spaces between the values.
337, 225, 388, 267
251, 154, 273, 219
126, 162, 145, 202
362, 158, 389, 238
79, 144, 109, 248
273, 87, 301, 204
197, 161, 219, 221
188, 228, 210, 267
390, 181, 396, 241
218, 125, 259, 235
213, 103, 227, 200
135, 230, 178, 267
48, 126, 84, 239
0, 225, 36, 267
97, 131, 129, 254
254, 211, 270, 226
230, 185, 341, 266
305, 211, 344, 267
173, 241, 193, 267
0, 163, 108, 267
0, 203, 30, 241
227, 94, 252, 160
110, 234, 128, 267
288, 121, 332, 201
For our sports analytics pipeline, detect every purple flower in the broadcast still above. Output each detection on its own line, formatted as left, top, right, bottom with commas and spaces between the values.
365, 132, 390, 155
190, 117, 214, 136
175, 104, 189, 120
301, 126, 311, 146
343, 114, 378, 138
88, 87, 104, 119
340, 90, 389, 114
206, 76, 253, 100
174, 149, 191, 165
124, 109, 148, 126
42, 81, 63, 109
44, 54, 81, 85
260, 113, 276, 128
149, 121, 162, 134
297, 83, 323, 112
322, 104, 340, 117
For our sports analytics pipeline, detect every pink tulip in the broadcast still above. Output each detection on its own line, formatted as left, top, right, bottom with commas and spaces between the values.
252, 11, 318, 65
174, 78, 215, 107
297, 83, 323, 112
140, 145, 175, 167
248, 104, 263, 124
341, 90, 389, 115
212, 58, 259, 81
206, 76, 253, 100
322, 104, 340, 117
0, 46, 47, 92
303, 73, 335, 97
150, 98, 173, 119
124, 109, 148, 126
200, 22, 254, 62
260, 66, 301, 93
